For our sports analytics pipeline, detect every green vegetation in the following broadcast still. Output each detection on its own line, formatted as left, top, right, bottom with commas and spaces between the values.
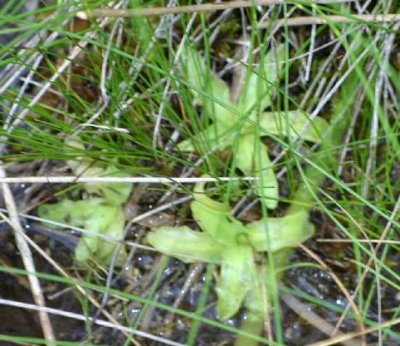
148, 179, 314, 320
37, 138, 132, 264
178, 45, 329, 209
0, 0, 399, 345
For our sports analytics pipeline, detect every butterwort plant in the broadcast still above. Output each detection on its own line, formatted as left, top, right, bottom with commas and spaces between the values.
147, 45, 331, 320
38, 138, 132, 265
178, 45, 329, 209
147, 179, 315, 320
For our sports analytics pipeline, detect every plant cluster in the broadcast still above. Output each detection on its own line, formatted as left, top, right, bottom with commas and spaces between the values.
147, 179, 314, 319
40, 45, 332, 320
38, 138, 132, 265
178, 45, 329, 209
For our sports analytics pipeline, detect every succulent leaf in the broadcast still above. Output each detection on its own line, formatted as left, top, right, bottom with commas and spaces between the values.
259, 111, 330, 142
246, 210, 315, 252
38, 139, 132, 266
37, 198, 105, 226
177, 123, 233, 152
83, 165, 132, 205
192, 181, 247, 245
234, 134, 278, 209
182, 46, 234, 124
38, 199, 126, 264
146, 226, 224, 263
146, 180, 315, 321
216, 246, 256, 320
238, 45, 283, 117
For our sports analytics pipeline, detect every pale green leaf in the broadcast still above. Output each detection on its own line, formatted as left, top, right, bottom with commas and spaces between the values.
191, 199, 247, 246
177, 123, 233, 152
177, 138, 195, 152
146, 226, 224, 263
244, 269, 268, 319
246, 210, 315, 252
96, 208, 127, 265
238, 45, 284, 117
243, 250, 293, 318
181, 46, 235, 124
77, 205, 125, 264
181, 46, 205, 98
204, 77, 235, 125
38, 199, 126, 265
216, 246, 255, 320
234, 134, 278, 209
238, 70, 271, 118
37, 198, 105, 226
75, 229, 100, 263
83, 165, 132, 205
192, 181, 247, 246
259, 111, 330, 142
65, 137, 132, 206
193, 180, 230, 212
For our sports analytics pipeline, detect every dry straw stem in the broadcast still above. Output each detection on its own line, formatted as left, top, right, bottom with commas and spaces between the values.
258, 13, 400, 28
281, 292, 357, 346
0, 298, 184, 346
317, 239, 400, 245
307, 316, 400, 346
300, 245, 366, 345
0, 176, 258, 184
76, 0, 354, 18
7, 209, 158, 346
0, 167, 55, 345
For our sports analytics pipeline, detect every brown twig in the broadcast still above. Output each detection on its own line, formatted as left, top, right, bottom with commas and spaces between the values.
258, 13, 400, 28
307, 316, 400, 346
299, 244, 365, 346
77, 0, 354, 19
0, 298, 183, 346
281, 292, 356, 346
0, 166, 56, 345
317, 239, 400, 244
